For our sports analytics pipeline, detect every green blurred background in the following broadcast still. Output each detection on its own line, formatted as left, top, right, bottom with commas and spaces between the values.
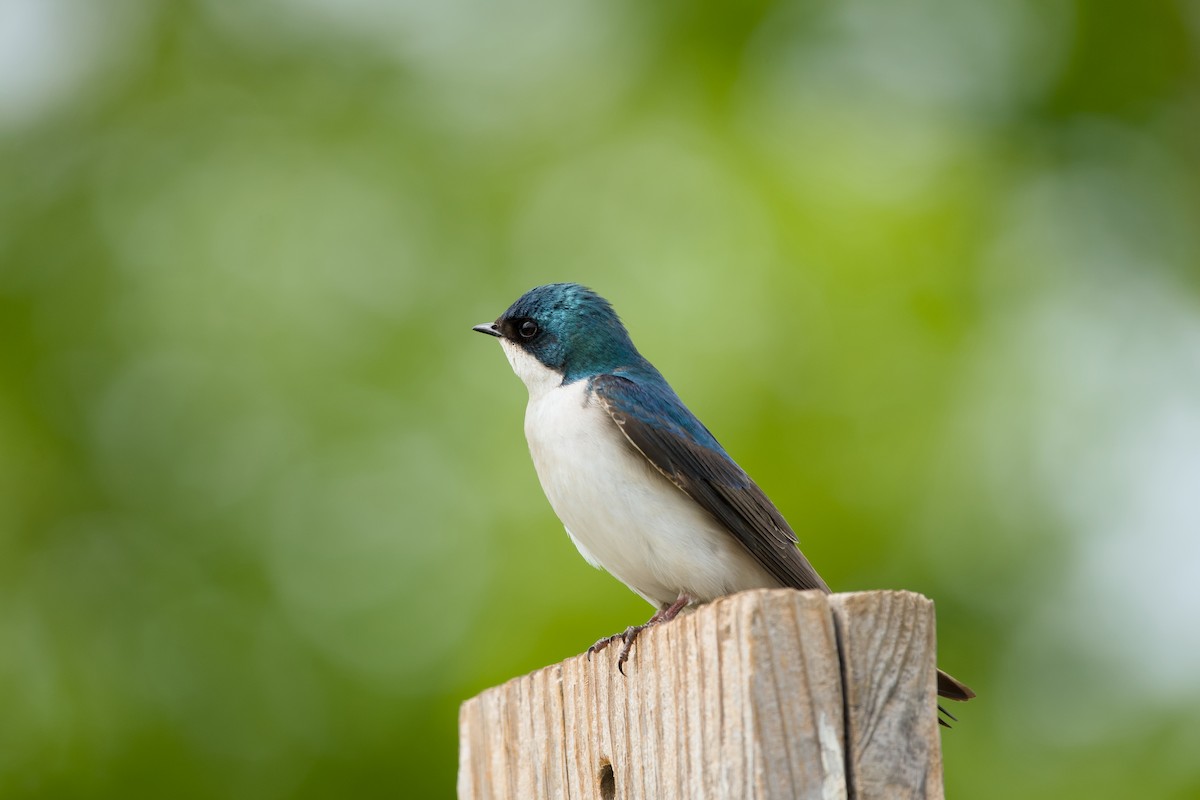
2, 0, 1199, 797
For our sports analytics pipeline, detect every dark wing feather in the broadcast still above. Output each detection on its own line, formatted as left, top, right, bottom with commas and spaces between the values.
591, 372, 830, 593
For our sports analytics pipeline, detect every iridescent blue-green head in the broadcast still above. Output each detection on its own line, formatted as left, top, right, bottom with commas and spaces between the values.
473, 283, 645, 387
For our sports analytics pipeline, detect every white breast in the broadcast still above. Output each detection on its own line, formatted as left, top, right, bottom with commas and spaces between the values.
500, 341, 781, 608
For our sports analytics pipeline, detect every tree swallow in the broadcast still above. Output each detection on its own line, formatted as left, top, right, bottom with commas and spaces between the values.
473, 283, 974, 710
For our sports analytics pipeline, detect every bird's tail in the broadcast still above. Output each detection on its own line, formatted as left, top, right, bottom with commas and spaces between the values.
937, 668, 975, 702
936, 668, 975, 728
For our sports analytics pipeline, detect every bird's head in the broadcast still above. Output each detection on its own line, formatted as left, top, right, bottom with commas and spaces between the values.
473, 283, 641, 390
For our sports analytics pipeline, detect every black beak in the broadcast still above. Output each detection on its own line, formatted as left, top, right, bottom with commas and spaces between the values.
472, 322, 502, 338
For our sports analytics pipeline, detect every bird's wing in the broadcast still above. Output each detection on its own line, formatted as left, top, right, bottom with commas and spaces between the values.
591, 372, 830, 593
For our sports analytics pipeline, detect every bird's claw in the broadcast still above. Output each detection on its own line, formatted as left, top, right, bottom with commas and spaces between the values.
587, 595, 692, 675
586, 625, 646, 675
586, 633, 621, 659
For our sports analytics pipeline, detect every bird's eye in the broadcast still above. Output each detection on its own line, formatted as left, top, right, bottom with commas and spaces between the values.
518, 320, 539, 339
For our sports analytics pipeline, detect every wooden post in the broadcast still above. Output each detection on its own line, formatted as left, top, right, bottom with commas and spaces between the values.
458, 589, 946, 800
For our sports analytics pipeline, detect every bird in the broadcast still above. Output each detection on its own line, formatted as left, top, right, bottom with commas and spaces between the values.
472, 283, 974, 714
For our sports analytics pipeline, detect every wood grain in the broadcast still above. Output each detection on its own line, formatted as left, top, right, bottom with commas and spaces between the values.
830, 592, 944, 800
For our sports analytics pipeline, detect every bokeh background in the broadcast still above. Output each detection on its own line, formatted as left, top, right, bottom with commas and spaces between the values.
2, 0, 1199, 797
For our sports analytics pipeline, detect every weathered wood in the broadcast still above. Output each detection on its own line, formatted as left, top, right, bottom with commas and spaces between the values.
458, 589, 945, 800
830, 592, 943, 800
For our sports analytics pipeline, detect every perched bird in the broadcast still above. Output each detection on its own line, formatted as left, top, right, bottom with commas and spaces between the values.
473, 283, 974, 711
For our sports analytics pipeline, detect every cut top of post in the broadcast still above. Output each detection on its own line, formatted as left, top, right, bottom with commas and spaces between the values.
458, 589, 948, 800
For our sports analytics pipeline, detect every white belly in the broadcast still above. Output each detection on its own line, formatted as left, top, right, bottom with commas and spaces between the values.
522, 378, 782, 607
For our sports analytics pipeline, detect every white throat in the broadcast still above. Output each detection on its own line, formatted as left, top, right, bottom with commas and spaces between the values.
500, 339, 563, 399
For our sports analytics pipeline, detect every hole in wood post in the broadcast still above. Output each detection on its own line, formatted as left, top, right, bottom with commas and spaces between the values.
598, 761, 615, 799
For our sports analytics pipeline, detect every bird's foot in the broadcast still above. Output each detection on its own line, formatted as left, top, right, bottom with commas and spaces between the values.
586, 629, 624, 659
586, 593, 693, 675
586, 624, 649, 675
